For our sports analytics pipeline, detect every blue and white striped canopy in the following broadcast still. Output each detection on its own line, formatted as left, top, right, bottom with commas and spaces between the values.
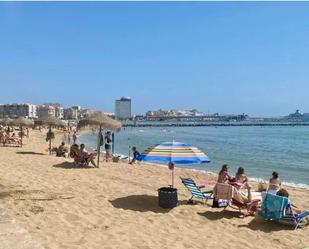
138, 141, 211, 165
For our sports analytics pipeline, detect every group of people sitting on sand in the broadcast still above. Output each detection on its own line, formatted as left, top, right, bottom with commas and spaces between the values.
54, 142, 97, 168
69, 143, 98, 167
216, 164, 308, 223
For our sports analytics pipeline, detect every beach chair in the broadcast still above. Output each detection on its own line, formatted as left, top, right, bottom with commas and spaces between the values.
180, 177, 213, 204
2, 135, 21, 147
258, 193, 309, 230
213, 183, 260, 215
73, 156, 89, 167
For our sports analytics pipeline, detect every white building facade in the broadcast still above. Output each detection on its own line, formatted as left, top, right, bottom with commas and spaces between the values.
115, 97, 131, 120
0, 103, 37, 118
37, 103, 64, 119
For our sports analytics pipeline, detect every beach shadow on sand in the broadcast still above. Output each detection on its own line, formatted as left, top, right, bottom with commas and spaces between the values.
238, 219, 293, 232
110, 195, 175, 213
16, 151, 45, 155
53, 162, 92, 169
198, 210, 244, 220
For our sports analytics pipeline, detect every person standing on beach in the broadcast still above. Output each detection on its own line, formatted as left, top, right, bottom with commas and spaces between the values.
73, 131, 77, 144
68, 131, 71, 145
104, 131, 112, 161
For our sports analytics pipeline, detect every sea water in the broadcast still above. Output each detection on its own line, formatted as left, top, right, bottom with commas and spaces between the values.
78, 126, 309, 188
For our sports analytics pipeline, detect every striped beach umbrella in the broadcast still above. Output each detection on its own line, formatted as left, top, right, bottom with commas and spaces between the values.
138, 141, 211, 165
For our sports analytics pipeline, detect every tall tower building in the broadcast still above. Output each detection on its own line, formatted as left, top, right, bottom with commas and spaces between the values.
115, 97, 131, 120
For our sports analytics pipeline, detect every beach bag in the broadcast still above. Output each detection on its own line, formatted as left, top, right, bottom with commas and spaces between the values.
212, 198, 228, 208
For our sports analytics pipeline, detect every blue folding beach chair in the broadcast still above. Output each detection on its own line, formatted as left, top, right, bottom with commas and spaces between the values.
258, 193, 309, 230
180, 177, 213, 204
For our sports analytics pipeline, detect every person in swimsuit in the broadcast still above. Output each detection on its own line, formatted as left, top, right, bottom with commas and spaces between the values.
104, 131, 112, 162
268, 171, 282, 193
217, 164, 232, 183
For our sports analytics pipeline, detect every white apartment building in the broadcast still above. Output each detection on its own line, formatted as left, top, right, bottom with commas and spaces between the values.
37, 103, 64, 119
115, 97, 131, 120
0, 103, 37, 118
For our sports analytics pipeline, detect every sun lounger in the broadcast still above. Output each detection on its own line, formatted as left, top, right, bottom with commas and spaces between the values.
213, 183, 260, 215
258, 192, 309, 229
180, 177, 213, 204
2, 134, 21, 147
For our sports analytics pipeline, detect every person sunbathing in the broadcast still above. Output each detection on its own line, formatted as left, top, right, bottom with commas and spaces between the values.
69, 144, 79, 158
276, 188, 309, 224
57, 142, 68, 157
229, 167, 249, 190
217, 164, 232, 183
4, 132, 21, 146
79, 144, 97, 168
268, 171, 282, 193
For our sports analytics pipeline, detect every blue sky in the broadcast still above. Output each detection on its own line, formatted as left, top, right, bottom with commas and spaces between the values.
1, 2, 309, 116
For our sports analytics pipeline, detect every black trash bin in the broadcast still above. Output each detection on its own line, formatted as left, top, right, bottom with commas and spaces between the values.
158, 187, 178, 209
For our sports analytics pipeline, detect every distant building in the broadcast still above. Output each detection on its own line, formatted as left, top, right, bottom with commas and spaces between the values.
288, 109, 302, 119
79, 108, 97, 119
146, 108, 205, 120
36, 103, 63, 119
0, 103, 37, 118
285, 109, 309, 122
115, 97, 131, 120
37, 105, 56, 118
64, 107, 79, 120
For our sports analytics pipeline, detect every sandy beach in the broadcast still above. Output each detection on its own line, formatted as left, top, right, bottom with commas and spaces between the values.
0, 130, 308, 249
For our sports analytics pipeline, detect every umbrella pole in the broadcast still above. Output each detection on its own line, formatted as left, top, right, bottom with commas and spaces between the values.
112, 132, 115, 154
97, 125, 102, 168
20, 125, 23, 147
49, 125, 52, 155
172, 168, 174, 188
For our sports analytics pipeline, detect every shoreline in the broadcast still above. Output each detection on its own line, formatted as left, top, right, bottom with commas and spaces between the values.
139, 161, 309, 190
80, 140, 309, 189
79, 132, 309, 189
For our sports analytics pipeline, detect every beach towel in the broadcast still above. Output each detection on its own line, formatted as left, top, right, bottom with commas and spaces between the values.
196, 179, 217, 186
213, 183, 236, 200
